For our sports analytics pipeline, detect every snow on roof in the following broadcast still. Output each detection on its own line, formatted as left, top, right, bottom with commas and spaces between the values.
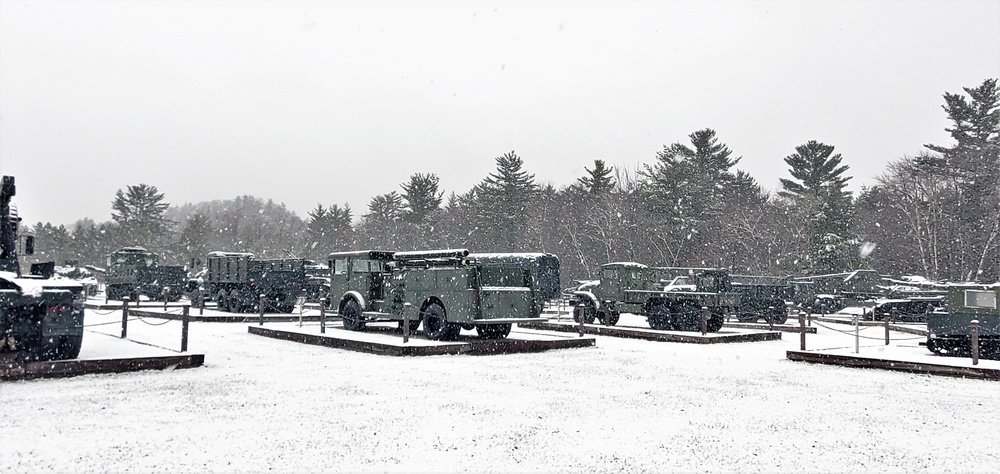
602, 262, 648, 268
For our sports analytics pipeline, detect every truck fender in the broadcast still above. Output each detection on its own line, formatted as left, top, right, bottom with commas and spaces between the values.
570, 291, 601, 310
340, 291, 366, 312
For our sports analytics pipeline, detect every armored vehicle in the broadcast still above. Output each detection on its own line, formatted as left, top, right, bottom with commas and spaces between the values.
327, 249, 547, 340
468, 253, 561, 301
206, 252, 307, 313
926, 283, 999, 357
105, 247, 187, 301
1, 175, 85, 362
569, 262, 739, 332
730, 275, 792, 324
790, 269, 883, 312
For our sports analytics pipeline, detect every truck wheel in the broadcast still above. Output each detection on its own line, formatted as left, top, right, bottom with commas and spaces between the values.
230, 290, 243, 313
216, 291, 228, 312
341, 299, 364, 331
647, 303, 671, 330
671, 302, 701, 332
707, 311, 725, 332
477, 323, 512, 339
422, 303, 456, 340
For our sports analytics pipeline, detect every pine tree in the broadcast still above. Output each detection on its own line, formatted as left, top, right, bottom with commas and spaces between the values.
576, 159, 616, 195
924, 78, 1000, 280
175, 212, 212, 267
778, 141, 856, 273
110, 183, 173, 247
401, 173, 444, 224
472, 151, 538, 250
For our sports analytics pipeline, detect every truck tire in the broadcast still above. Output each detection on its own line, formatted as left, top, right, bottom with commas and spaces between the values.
477, 323, 512, 339
341, 299, 365, 331
422, 303, 458, 340
216, 290, 228, 312
647, 303, 672, 330
230, 289, 243, 313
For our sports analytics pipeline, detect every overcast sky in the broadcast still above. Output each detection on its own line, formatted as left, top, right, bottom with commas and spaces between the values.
1, 0, 998, 227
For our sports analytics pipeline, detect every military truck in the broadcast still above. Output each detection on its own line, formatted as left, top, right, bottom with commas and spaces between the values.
206, 252, 308, 313
730, 274, 792, 324
568, 262, 739, 332
1, 175, 86, 362
926, 283, 999, 357
105, 247, 188, 301
327, 249, 546, 340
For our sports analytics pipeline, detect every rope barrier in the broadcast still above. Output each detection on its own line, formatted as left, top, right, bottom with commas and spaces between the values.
83, 320, 125, 328
86, 308, 121, 316
812, 320, 926, 341
133, 315, 174, 326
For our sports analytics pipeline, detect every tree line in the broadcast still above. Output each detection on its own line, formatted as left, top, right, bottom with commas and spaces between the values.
25, 79, 999, 284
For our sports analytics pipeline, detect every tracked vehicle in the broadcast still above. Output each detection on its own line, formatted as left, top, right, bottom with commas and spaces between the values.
926, 283, 1000, 357
327, 249, 546, 340
568, 262, 739, 332
1, 176, 85, 362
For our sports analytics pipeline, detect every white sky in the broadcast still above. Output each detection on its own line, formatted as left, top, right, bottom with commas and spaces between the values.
1, 0, 998, 227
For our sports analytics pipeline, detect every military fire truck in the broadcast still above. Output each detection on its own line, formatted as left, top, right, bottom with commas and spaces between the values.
1, 175, 86, 362
327, 249, 547, 340
104, 247, 187, 301
569, 262, 740, 332
205, 252, 307, 313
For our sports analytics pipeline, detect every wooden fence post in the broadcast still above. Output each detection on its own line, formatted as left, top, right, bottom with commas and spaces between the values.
320, 298, 327, 334
121, 297, 129, 338
971, 319, 980, 366
799, 310, 806, 350
163, 287, 169, 311
181, 305, 190, 352
700, 307, 708, 335
199, 292, 205, 316
767, 306, 774, 330
258, 294, 265, 326
576, 303, 585, 337
884, 313, 890, 345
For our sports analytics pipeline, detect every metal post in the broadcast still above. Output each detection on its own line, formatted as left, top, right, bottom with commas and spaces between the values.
258, 294, 265, 326
121, 297, 129, 338
971, 319, 980, 366
320, 298, 327, 334
799, 311, 806, 350
181, 305, 189, 352
854, 314, 859, 354
576, 303, 585, 337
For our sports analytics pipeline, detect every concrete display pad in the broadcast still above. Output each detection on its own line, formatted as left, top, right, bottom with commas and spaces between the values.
518, 320, 782, 343
248, 324, 596, 356
786, 349, 1000, 381
1, 354, 205, 381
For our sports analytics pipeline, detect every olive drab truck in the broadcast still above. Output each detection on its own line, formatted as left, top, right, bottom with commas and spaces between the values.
206, 252, 308, 313
730, 274, 793, 324
926, 283, 1000, 357
468, 253, 561, 302
568, 262, 740, 332
1, 175, 86, 362
327, 249, 547, 340
104, 247, 188, 302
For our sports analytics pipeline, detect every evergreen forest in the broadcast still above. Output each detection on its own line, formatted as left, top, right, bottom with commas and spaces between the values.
24, 79, 1000, 284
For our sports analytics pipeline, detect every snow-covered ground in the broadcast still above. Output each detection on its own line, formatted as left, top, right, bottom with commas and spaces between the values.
2, 305, 999, 472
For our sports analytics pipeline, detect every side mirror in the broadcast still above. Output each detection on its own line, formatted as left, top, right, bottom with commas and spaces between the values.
24, 235, 34, 255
